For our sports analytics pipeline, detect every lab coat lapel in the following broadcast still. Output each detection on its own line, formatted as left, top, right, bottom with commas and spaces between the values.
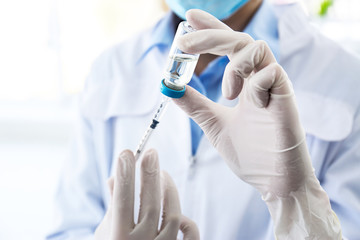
277, 3, 360, 141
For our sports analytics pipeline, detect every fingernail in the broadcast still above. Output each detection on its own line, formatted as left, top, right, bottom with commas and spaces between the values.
176, 36, 186, 50
118, 151, 133, 178
177, 35, 193, 52
143, 149, 159, 174
224, 83, 232, 99
222, 77, 232, 99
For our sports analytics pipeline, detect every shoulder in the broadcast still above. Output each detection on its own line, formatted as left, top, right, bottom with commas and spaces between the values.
274, 2, 360, 92
80, 27, 162, 120
85, 29, 152, 86
273, 3, 360, 141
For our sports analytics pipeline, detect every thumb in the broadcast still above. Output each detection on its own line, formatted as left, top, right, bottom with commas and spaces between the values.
107, 177, 114, 198
173, 85, 225, 133
180, 215, 200, 240
106, 177, 114, 213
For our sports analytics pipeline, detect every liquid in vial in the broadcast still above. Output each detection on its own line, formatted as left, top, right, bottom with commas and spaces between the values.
164, 53, 199, 90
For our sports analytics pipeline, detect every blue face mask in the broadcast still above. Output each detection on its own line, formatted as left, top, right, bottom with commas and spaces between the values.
166, 0, 250, 20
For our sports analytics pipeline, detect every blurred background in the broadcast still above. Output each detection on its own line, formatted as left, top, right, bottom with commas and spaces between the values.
0, 0, 359, 239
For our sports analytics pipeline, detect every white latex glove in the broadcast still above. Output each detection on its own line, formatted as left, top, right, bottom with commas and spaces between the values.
95, 149, 199, 240
174, 9, 342, 239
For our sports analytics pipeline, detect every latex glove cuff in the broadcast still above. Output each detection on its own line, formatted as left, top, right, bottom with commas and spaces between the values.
263, 172, 342, 239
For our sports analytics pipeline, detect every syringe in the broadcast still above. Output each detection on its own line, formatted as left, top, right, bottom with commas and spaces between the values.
134, 97, 170, 161
134, 21, 199, 161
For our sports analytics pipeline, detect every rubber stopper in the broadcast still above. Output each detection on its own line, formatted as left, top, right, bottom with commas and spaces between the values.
160, 79, 185, 98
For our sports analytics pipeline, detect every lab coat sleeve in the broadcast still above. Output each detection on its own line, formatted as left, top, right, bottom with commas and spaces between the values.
46, 114, 106, 240
320, 111, 360, 239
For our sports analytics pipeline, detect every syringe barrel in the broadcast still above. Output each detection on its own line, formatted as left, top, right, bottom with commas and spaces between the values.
161, 21, 199, 97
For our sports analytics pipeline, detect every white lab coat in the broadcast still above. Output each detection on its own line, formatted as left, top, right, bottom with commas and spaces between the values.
48, 2, 360, 240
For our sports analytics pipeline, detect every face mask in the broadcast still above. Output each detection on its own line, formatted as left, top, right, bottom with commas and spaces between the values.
166, 0, 250, 20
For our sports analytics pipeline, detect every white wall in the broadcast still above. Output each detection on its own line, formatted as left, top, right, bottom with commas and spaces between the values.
0, 101, 76, 239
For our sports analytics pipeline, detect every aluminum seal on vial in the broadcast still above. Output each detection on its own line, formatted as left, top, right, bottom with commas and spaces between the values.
160, 21, 200, 98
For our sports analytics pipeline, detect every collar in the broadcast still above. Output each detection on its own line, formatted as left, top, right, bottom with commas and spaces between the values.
243, 0, 280, 60
136, 12, 179, 63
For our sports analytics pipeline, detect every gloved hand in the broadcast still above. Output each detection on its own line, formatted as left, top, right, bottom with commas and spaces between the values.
94, 149, 199, 240
174, 9, 342, 239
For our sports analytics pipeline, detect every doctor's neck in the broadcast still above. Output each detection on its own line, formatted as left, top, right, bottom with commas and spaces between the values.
223, 0, 263, 32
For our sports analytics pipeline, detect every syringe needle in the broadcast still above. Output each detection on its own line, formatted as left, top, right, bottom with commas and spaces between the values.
134, 97, 170, 161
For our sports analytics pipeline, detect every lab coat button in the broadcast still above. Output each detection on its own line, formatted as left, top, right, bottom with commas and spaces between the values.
188, 156, 197, 167
187, 156, 197, 179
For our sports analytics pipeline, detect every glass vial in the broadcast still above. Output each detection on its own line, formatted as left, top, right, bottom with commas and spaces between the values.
163, 21, 200, 91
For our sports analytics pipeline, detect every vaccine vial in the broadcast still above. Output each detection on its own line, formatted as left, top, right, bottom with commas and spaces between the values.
160, 21, 199, 98
135, 22, 199, 160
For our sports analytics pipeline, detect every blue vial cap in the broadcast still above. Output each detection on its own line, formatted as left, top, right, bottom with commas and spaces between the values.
160, 79, 185, 98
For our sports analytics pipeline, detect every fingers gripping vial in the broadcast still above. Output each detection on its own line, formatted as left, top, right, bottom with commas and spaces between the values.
134, 21, 199, 161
